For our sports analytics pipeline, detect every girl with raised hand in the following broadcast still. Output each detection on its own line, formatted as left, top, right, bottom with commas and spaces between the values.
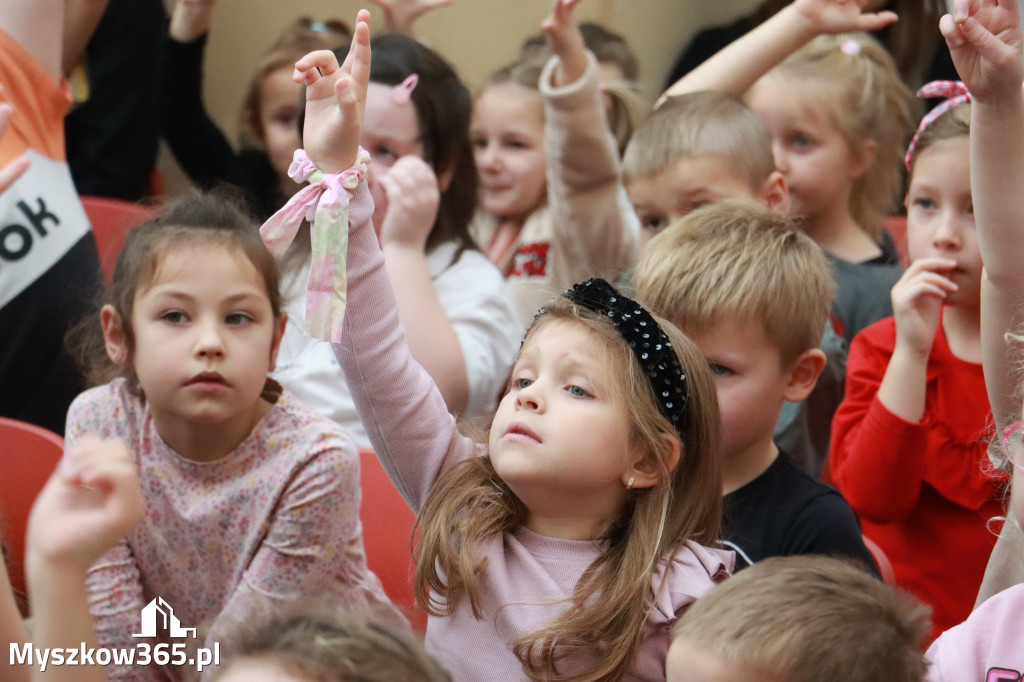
828, 77, 1005, 637
660, 0, 916, 345
471, 0, 640, 325
925, 0, 1024, 677
70, 192, 398, 680
285, 10, 731, 681
271, 32, 520, 445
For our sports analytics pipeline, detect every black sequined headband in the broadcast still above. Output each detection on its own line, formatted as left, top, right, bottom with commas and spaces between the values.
562, 278, 689, 436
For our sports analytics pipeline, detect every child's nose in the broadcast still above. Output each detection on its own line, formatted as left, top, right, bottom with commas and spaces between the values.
932, 211, 963, 249
515, 383, 544, 412
477, 143, 501, 171
194, 321, 226, 358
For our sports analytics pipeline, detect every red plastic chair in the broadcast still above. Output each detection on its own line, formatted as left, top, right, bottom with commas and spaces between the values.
882, 214, 909, 268
0, 417, 64, 616
81, 196, 159, 284
358, 448, 426, 634
861, 534, 896, 586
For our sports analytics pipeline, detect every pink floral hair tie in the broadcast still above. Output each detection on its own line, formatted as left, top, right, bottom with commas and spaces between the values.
839, 38, 861, 56
904, 81, 971, 171
259, 148, 371, 343
392, 74, 418, 106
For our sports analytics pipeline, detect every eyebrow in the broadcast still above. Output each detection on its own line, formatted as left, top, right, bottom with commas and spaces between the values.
147, 290, 267, 306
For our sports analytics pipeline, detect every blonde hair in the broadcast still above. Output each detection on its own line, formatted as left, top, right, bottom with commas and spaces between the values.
907, 101, 971, 175
237, 18, 351, 150
414, 295, 722, 682
764, 32, 917, 241
623, 91, 775, 190
634, 201, 834, 366
209, 602, 448, 682
672, 556, 931, 682
752, 0, 946, 88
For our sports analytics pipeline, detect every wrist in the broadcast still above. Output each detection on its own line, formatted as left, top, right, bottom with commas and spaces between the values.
169, 8, 212, 42
891, 336, 933, 365
780, 4, 821, 43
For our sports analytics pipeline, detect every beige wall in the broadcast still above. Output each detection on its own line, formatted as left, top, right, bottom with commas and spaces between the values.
159, 0, 762, 196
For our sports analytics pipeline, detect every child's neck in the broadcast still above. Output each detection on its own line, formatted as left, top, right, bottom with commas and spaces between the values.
803, 206, 881, 263
152, 398, 274, 463
942, 303, 982, 363
722, 436, 779, 495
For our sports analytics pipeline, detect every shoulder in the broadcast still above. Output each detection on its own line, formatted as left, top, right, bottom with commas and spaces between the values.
850, 317, 897, 352
67, 379, 144, 440
926, 584, 1024, 680
650, 541, 734, 623
261, 389, 358, 463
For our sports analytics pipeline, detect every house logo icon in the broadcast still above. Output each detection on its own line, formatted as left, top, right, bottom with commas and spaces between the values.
132, 597, 197, 639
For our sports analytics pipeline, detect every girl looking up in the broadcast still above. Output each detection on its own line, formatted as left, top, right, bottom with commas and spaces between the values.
925, 0, 1024, 676
284, 11, 731, 681
829, 70, 1007, 637
271, 32, 520, 446
70, 194, 398, 680
661, 0, 916, 345
471, 0, 640, 325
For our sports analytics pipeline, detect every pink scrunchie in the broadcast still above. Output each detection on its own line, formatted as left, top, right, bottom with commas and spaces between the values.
260, 148, 370, 343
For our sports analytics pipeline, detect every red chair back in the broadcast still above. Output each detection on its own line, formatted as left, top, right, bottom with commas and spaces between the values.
81, 196, 159, 284
358, 448, 426, 634
0, 417, 64, 615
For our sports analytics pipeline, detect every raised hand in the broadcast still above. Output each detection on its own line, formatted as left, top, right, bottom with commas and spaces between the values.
378, 155, 441, 250
169, 0, 217, 42
791, 0, 898, 36
940, 0, 1023, 103
0, 102, 29, 195
542, 0, 588, 87
890, 257, 959, 358
370, 0, 454, 36
26, 436, 143, 573
294, 10, 371, 174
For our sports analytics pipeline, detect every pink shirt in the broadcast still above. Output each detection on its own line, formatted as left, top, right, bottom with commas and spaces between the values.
926, 584, 1024, 681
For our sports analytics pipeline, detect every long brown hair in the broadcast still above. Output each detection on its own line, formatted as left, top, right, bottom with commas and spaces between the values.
414, 295, 721, 681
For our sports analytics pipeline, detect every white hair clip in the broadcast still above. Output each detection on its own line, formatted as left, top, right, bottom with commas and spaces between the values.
840, 39, 862, 56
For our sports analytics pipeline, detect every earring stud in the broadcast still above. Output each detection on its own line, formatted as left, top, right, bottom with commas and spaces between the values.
626, 476, 635, 489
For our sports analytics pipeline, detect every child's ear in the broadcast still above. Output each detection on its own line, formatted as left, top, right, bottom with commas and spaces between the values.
100, 305, 130, 367
268, 313, 288, 371
782, 348, 827, 402
758, 170, 789, 215
624, 433, 682, 489
849, 138, 879, 179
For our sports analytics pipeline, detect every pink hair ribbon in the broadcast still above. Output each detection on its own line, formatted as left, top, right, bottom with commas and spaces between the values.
260, 147, 370, 343
392, 74, 418, 106
904, 81, 971, 171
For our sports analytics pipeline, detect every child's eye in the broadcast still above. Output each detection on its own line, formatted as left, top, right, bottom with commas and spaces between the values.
911, 197, 937, 211
161, 310, 188, 324
791, 134, 814, 150
470, 137, 487, 150
514, 377, 533, 390
708, 363, 733, 377
373, 146, 398, 165
225, 312, 254, 326
567, 385, 591, 398
505, 139, 530, 151
640, 215, 666, 233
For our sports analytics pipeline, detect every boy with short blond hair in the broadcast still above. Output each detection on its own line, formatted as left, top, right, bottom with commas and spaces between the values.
623, 90, 844, 477
622, 91, 787, 244
667, 556, 931, 682
634, 201, 875, 572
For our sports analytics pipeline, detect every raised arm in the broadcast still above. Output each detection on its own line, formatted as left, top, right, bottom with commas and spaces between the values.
0, 0, 67, 82
942, 0, 1024, 427
0, 102, 30, 194
27, 436, 144, 682
657, 0, 898, 105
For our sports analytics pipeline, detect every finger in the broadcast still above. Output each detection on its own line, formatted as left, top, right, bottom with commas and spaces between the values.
294, 50, 341, 85
348, 10, 372, 108
334, 74, 360, 121
857, 10, 899, 31
0, 155, 29, 194
940, 13, 967, 47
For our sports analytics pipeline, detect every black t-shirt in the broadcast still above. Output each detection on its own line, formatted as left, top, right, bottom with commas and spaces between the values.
723, 450, 880, 576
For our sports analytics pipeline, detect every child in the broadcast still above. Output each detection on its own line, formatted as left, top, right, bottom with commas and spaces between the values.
622, 91, 842, 478
924, 0, 1024, 677
828, 57, 1008, 637
661, 0, 916, 346
471, 0, 640, 325
69, 192, 398, 680
288, 11, 732, 680
667, 556, 931, 682
161, 0, 350, 219
634, 201, 876, 573
270, 33, 520, 446
212, 603, 450, 682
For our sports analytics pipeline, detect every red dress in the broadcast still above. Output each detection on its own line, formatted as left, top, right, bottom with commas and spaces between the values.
829, 313, 1007, 638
